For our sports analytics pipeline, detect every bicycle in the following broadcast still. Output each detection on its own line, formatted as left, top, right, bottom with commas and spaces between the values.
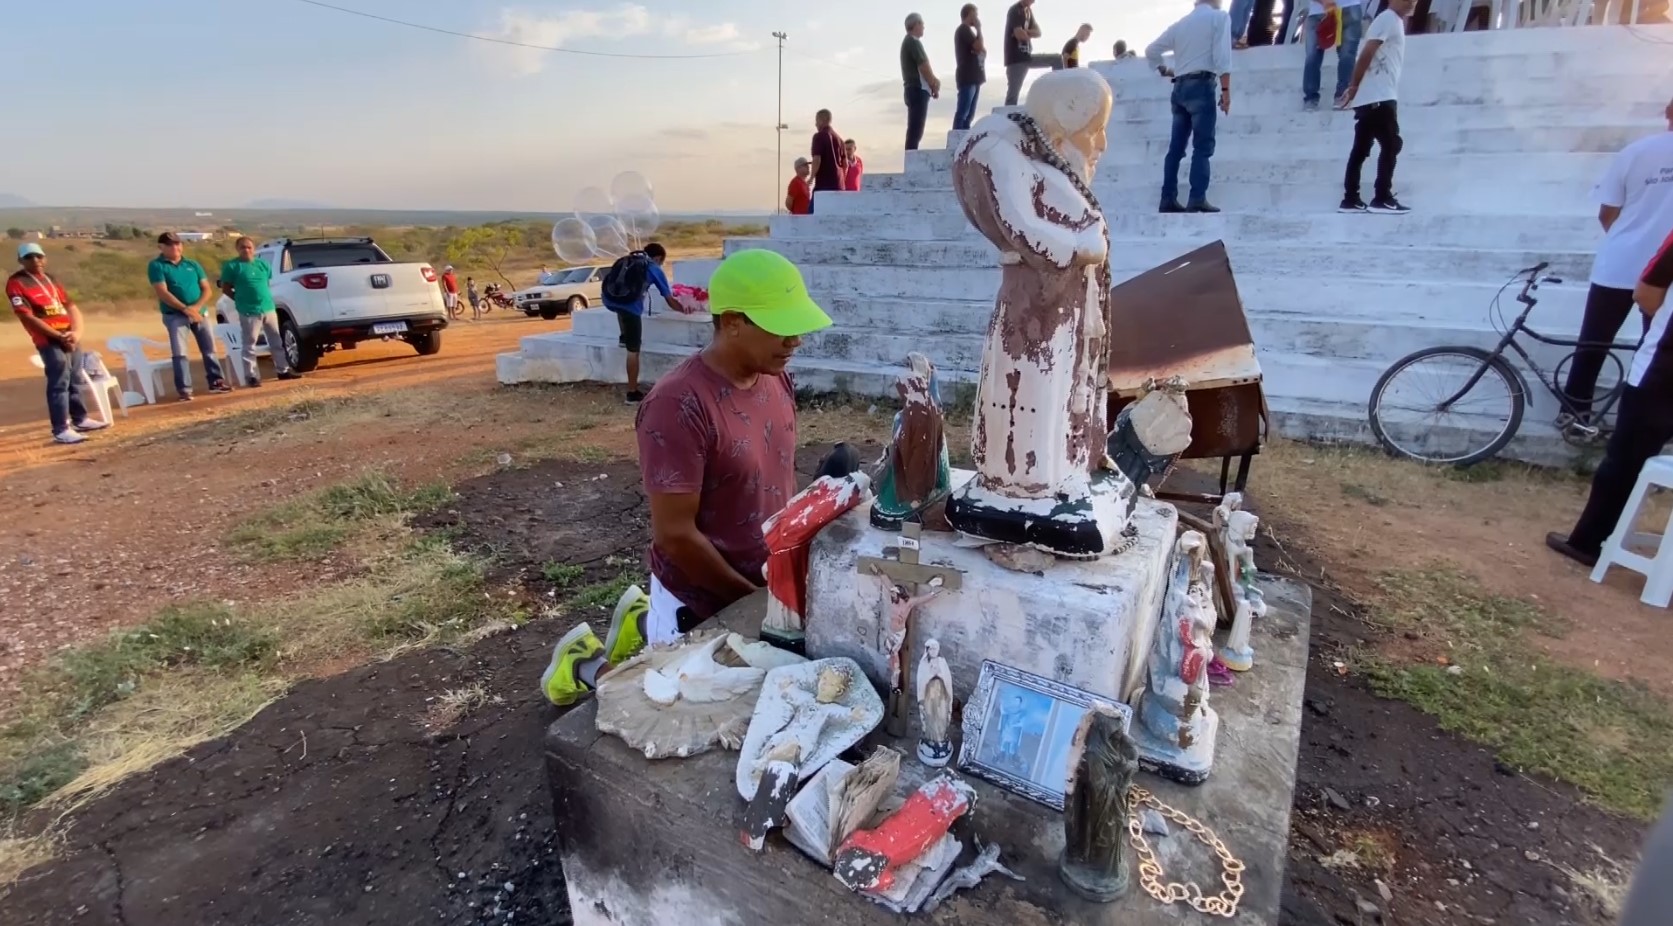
1366, 261, 1642, 466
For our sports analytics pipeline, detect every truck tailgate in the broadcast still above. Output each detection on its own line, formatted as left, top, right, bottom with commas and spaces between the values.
329, 264, 445, 321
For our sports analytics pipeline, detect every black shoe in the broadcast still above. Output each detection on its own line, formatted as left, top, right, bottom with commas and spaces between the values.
1339, 196, 1369, 213
209, 382, 233, 394
1158, 201, 1187, 214
246, 378, 262, 388
1186, 202, 1221, 213
1545, 532, 1599, 569
178, 393, 194, 402
277, 370, 303, 381
1369, 196, 1410, 214
625, 390, 645, 405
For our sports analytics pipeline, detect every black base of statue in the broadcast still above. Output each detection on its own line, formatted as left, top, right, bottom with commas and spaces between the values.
944, 470, 1132, 559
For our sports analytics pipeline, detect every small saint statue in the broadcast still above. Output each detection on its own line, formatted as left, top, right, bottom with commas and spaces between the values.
915, 638, 954, 767
945, 68, 1137, 559
872, 353, 952, 532
1059, 704, 1138, 902
1133, 531, 1221, 784
1214, 495, 1261, 672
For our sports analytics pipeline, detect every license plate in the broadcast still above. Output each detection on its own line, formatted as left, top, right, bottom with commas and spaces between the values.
371, 321, 408, 335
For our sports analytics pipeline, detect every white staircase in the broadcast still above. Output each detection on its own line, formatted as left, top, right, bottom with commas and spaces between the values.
499, 24, 1673, 460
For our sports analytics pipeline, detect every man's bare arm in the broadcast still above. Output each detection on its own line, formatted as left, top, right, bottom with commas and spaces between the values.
14, 311, 65, 345
152, 281, 192, 313
1339, 38, 1383, 106
1637, 281, 1667, 317
647, 492, 760, 602
192, 272, 213, 310
1599, 204, 1622, 233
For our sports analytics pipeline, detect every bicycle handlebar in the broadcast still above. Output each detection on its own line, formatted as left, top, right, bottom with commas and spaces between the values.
1520, 261, 1551, 277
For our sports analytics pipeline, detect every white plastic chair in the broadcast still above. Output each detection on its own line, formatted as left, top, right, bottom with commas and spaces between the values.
26, 353, 127, 422
106, 336, 173, 405
1590, 455, 1673, 608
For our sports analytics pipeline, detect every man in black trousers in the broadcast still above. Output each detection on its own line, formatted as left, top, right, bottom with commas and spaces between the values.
1548, 229, 1673, 567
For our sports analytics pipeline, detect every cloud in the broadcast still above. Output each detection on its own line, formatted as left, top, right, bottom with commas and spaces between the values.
831, 46, 865, 65
486, 5, 751, 75
681, 23, 740, 45
854, 79, 901, 102
659, 127, 710, 140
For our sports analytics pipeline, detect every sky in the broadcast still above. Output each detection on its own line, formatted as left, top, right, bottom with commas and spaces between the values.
8, 0, 1182, 213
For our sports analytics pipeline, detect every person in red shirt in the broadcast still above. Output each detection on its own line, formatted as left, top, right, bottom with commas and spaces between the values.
7, 243, 107, 444
809, 108, 849, 212
844, 138, 865, 192
786, 157, 813, 215
441, 266, 460, 319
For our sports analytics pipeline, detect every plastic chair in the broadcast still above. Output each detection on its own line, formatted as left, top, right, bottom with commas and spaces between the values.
106, 336, 173, 405
26, 352, 128, 422
1590, 455, 1673, 608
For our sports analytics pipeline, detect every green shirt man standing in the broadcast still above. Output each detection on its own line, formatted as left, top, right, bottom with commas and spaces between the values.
147, 231, 228, 398
219, 236, 298, 386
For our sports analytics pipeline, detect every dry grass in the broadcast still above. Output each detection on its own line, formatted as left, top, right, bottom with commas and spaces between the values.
1555, 846, 1635, 920
421, 683, 503, 734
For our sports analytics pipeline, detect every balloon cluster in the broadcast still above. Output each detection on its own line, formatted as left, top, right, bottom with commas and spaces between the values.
551, 171, 661, 263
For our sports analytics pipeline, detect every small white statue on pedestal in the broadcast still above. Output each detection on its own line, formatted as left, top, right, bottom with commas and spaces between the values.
1214, 493, 1262, 672
915, 639, 954, 767
1133, 531, 1220, 785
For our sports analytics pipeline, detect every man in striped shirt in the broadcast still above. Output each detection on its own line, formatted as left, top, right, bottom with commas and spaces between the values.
1548, 230, 1673, 567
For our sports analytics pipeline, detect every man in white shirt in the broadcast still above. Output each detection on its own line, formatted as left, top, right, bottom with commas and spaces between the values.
1146, 0, 1234, 214
1303, 0, 1366, 111
1559, 96, 1673, 428
1337, 0, 1412, 214
1548, 228, 1673, 568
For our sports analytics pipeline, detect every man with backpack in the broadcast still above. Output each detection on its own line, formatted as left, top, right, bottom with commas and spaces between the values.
602, 241, 681, 404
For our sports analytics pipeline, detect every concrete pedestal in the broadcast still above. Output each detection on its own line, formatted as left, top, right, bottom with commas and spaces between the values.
805, 472, 1178, 706
545, 577, 1312, 926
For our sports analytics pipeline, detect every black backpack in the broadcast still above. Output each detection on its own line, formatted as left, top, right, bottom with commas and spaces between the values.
602, 251, 652, 304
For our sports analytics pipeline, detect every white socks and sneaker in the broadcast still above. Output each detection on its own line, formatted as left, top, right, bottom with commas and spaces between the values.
54, 430, 87, 445
73, 418, 109, 432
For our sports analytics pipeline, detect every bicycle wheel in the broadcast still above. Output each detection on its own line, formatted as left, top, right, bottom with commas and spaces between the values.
1368, 346, 1526, 466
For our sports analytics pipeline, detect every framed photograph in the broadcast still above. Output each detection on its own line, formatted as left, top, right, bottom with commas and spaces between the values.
957, 661, 1133, 811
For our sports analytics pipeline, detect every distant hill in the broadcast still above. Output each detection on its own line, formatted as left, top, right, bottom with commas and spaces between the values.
0, 193, 36, 208
245, 198, 333, 210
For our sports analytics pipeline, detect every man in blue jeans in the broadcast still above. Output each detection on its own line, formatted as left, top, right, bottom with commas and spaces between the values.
1303, 0, 1365, 111
7, 243, 108, 444
952, 4, 986, 132
1147, 0, 1234, 214
147, 231, 229, 400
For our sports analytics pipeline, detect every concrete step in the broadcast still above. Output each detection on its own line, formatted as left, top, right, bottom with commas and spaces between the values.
914, 119, 1657, 169
821, 174, 1595, 215
867, 150, 1608, 192
727, 236, 1595, 284
767, 210, 1604, 251
788, 258, 1592, 321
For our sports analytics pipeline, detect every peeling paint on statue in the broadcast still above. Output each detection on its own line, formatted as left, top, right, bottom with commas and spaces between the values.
762, 473, 871, 647
946, 68, 1138, 559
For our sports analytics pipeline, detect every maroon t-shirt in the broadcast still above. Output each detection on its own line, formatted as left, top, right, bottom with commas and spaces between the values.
636, 353, 799, 619
811, 127, 848, 192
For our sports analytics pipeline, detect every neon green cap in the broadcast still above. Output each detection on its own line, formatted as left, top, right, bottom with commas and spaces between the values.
708, 250, 832, 337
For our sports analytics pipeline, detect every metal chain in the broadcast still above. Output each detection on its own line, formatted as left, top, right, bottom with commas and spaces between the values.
1125, 786, 1246, 917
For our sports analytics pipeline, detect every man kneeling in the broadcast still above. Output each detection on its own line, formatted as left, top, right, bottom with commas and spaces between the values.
542, 250, 858, 705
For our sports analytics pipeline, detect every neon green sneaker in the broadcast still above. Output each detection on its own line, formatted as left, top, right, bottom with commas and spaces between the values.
604, 584, 649, 664
541, 622, 604, 707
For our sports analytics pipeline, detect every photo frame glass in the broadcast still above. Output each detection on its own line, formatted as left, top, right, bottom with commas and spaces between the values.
957, 661, 1133, 810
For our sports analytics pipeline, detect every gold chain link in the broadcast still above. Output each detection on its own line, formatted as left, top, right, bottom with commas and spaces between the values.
1125, 786, 1245, 917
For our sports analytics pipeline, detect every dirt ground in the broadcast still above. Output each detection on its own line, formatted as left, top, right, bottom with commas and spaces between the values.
0, 320, 1667, 924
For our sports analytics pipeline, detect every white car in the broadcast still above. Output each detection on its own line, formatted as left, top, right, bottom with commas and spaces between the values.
214, 236, 448, 372
513, 266, 608, 320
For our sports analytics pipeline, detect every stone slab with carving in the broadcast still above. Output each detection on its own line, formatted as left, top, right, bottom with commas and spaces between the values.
808, 470, 1178, 707
735, 658, 884, 802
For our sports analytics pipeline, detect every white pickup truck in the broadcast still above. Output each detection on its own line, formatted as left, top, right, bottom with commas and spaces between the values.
214, 236, 449, 372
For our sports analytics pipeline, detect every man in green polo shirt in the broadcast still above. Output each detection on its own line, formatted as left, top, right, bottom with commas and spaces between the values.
219, 237, 300, 387
147, 231, 229, 400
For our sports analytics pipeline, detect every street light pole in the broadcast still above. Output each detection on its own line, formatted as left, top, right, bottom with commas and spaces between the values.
773, 31, 788, 215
